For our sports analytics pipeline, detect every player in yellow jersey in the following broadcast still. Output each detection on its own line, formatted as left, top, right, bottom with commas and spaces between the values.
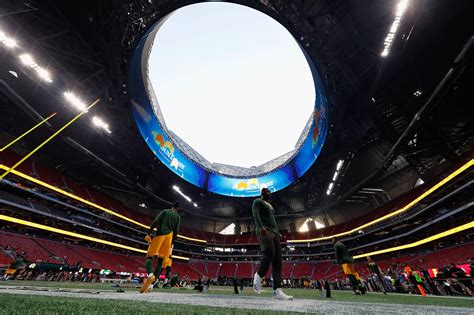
140, 202, 180, 293
151, 252, 173, 289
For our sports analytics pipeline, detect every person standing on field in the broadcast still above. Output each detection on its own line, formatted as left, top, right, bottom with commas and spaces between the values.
252, 187, 293, 300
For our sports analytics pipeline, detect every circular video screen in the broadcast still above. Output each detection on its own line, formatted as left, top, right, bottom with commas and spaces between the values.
129, 2, 329, 197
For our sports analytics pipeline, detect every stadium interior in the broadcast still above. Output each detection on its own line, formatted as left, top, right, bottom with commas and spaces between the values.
0, 0, 473, 314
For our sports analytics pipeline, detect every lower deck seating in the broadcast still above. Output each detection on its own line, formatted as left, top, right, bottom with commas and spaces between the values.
2, 230, 473, 281
0, 250, 13, 266
0, 231, 51, 262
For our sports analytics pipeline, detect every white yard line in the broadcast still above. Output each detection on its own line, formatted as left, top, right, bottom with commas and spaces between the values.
0, 287, 473, 314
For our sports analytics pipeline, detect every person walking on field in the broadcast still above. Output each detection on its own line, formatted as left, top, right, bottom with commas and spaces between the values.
332, 237, 366, 295
140, 202, 180, 293
252, 187, 293, 300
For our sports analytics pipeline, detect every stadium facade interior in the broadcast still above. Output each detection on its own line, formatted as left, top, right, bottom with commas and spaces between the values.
0, 0, 473, 313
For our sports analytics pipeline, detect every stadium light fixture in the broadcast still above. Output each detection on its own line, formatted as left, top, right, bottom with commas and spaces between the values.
0, 30, 17, 48
0, 164, 148, 228
193, 202, 198, 207
171, 254, 190, 261
2, 159, 471, 245
37, 68, 52, 82
0, 163, 207, 243
381, 0, 410, 57
0, 214, 146, 253
326, 182, 334, 195
64, 92, 87, 111
19, 53, 34, 66
172, 185, 192, 202
19, 54, 53, 83
288, 159, 474, 243
92, 116, 112, 134
353, 221, 474, 259
0, 214, 190, 261
177, 234, 206, 243
327, 160, 344, 195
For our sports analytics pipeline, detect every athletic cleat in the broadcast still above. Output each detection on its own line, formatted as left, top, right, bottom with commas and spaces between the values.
273, 288, 294, 300
140, 274, 156, 294
253, 272, 262, 294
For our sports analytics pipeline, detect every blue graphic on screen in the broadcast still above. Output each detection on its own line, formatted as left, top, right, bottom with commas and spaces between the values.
129, 14, 329, 197
131, 100, 207, 189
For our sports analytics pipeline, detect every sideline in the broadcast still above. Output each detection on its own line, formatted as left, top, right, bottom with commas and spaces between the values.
0, 286, 472, 314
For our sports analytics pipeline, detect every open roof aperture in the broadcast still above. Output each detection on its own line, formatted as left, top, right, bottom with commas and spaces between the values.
148, 2, 315, 169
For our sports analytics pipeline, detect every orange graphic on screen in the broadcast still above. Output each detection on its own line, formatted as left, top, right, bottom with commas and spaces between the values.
153, 132, 165, 147
151, 131, 174, 154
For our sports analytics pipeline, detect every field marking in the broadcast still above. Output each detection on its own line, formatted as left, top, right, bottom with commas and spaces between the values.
387, 291, 474, 301
1, 287, 473, 314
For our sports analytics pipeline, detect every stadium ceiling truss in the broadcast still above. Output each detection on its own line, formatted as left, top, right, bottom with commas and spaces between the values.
167, 121, 314, 177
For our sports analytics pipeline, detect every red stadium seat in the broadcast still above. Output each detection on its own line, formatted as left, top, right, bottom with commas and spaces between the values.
0, 231, 51, 262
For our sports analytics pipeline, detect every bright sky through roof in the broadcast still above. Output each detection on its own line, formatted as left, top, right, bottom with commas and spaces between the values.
148, 2, 315, 168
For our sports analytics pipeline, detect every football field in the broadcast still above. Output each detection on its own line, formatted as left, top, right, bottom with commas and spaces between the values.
0, 281, 473, 314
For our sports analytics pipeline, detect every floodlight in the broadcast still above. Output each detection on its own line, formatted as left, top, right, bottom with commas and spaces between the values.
64, 92, 86, 111
37, 68, 52, 83
92, 116, 112, 133
19, 54, 34, 66
19, 54, 53, 83
380, 0, 410, 57
172, 185, 192, 202
0, 31, 17, 48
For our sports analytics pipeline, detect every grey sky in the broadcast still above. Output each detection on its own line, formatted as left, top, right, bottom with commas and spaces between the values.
148, 2, 315, 168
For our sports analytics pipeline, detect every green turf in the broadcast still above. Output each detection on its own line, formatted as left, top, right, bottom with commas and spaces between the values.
1, 280, 474, 309
0, 293, 298, 315
2, 280, 125, 291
